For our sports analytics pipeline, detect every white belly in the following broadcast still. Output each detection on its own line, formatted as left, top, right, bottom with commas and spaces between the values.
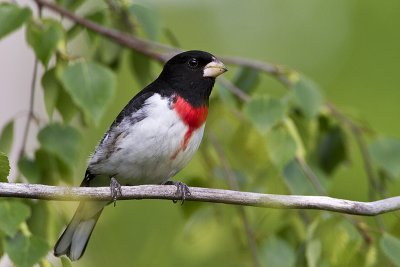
89, 93, 205, 185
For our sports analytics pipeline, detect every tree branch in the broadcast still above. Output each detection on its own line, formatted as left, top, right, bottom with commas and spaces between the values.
33, 0, 287, 80
34, 0, 171, 62
1, 182, 400, 216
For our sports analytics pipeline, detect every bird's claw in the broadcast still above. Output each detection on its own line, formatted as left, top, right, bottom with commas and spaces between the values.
164, 181, 191, 205
110, 177, 122, 207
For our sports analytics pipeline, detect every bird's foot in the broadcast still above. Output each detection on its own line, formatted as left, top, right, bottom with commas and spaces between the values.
110, 177, 122, 207
164, 181, 191, 205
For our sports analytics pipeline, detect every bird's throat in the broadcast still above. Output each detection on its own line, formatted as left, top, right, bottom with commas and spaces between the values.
170, 96, 208, 159
174, 96, 208, 129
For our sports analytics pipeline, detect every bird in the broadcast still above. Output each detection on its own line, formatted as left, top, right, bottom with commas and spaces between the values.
53, 50, 227, 261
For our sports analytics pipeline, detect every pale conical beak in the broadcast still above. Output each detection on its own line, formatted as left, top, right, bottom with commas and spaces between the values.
203, 58, 228, 78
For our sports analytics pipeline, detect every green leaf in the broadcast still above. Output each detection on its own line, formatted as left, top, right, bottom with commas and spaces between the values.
306, 239, 321, 267
85, 10, 106, 42
317, 124, 347, 174
0, 120, 14, 155
217, 83, 238, 109
41, 68, 60, 118
244, 96, 287, 134
27, 202, 55, 241
380, 233, 400, 266
96, 38, 122, 67
38, 124, 82, 178
4, 233, 49, 267
35, 124, 82, 184
266, 126, 297, 169
42, 66, 79, 122
18, 156, 41, 183
369, 137, 400, 178
56, 0, 85, 11
0, 201, 31, 236
26, 19, 65, 66
233, 67, 260, 94
261, 236, 296, 267
129, 4, 160, 40
283, 159, 316, 195
58, 61, 116, 125
0, 152, 10, 182
311, 217, 361, 265
0, 3, 31, 40
292, 76, 323, 118
56, 85, 79, 123
34, 148, 62, 184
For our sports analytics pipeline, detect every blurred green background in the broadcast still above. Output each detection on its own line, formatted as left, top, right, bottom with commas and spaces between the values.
48, 0, 400, 266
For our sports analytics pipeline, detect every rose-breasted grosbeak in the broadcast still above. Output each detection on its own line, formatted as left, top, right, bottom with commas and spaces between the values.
54, 50, 227, 261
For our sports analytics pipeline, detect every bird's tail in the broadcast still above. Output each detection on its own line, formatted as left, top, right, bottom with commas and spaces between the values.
54, 201, 107, 261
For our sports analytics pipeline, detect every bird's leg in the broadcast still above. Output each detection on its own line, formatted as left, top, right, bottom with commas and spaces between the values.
163, 180, 191, 205
110, 177, 122, 207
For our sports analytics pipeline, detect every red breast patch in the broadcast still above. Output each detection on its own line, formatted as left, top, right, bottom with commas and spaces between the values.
171, 96, 208, 159
174, 96, 208, 129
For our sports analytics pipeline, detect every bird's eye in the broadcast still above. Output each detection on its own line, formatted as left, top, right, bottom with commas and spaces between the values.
187, 58, 199, 68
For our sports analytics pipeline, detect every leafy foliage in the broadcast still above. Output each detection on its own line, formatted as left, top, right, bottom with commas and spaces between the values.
0, 201, 30, 237
18, 156, 41, 183
129, 4, 160, 40
233, 67, 260, 94
0, 3, 31, 40
0, 1, 399, 267
0, 120, 14, 155
291, 76, 323, 119
26, 18, 65, 66
266, 126, 297, 169
57, 61, 116, 125
261, 236, 296, 267
380, 233, 400, 266
0, 153, 10, 182
369, 137, 400, 178
4, 233, 49, 267
244, 96, 287, 134
315, 116, 348, 174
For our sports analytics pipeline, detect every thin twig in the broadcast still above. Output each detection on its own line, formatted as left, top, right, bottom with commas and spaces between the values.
295, 156, 327, 195
19, 3, 42, 159
105, 0, 136, 34
19, 59, 38, 158
209, 133, 261, 267
326, 103, 386, 229
218, 78, 251, 102
33, 0, 286, 79
325, 103, 382, 199
218, 55, 292, 86
33, 0, 170, 62
1, 182, 400, 216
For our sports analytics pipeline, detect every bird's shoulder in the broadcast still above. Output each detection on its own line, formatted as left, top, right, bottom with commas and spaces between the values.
113, 80, 173, 125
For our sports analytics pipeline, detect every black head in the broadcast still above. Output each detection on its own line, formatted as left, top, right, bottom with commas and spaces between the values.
157, 50, 227, 106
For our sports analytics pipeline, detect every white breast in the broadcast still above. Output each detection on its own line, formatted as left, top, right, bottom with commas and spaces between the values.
89, 93, 205, 185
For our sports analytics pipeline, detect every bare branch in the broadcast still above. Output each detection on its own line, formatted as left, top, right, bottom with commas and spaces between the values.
1, 182, 400, 216
33, 0, 287, 80
34, 0, 172, 63
218, 78, 251, 102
